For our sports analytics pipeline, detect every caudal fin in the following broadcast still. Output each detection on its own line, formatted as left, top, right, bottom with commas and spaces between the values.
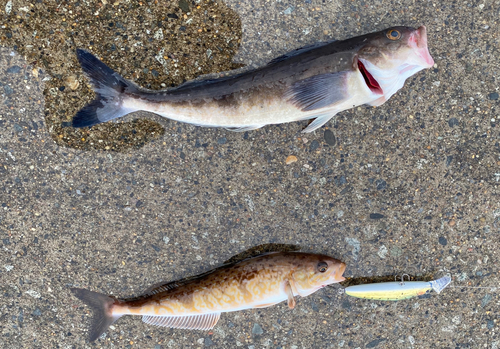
72, 49, 138, 128
71, 288, 122, 342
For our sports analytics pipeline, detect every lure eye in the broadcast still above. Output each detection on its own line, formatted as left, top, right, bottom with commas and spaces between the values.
317, 262, 328, 273
386, 29, 401, 40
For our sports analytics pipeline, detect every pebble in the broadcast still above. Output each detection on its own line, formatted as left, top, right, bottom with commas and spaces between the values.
345, 237, 360, 260
3, 85, 14, 95
481, 294, 492, 307
5, 0, 12, 14
204, 337, 214, 346
252, 323, 263, 335
217, 137, 227, 145
448, 118, 459, 127
6, 65, 21, 74
438, 237, 447, 246
377, 245, 388, 259
390, 246, 402, 257
324, 129, 336, 146
448, 220, 456, 227
178, 0, 190, 12
309, 140, 319, 151
375, 179, 387, 190
366, 339, 386, 348
488, 92, 499, 100
32, 308, 42, 316
369, 213, 385, 219
446, 155, 453, 167
286, 155, 297, 164
65, 75, 80, 90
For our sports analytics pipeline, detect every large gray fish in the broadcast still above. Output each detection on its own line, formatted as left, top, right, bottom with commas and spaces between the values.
72, 26, 434, 132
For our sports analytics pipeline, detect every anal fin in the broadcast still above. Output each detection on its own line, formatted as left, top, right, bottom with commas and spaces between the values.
225, 125, 266, 132
252, 302, 279, 308
302, 113, 336, 133
142, 312, 221, 331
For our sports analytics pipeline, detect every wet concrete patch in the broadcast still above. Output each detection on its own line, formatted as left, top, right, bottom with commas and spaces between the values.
0, 0, 242, 151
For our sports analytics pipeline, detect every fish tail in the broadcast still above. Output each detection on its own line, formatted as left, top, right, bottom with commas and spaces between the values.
71, 287, 122, 342
72, 49, 137, 128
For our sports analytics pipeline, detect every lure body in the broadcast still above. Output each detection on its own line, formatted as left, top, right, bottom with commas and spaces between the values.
344, 275, 451, 301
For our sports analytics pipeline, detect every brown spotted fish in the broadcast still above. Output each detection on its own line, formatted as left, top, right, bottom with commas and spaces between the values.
71, 252, 346, 341
72, 26, 433, 132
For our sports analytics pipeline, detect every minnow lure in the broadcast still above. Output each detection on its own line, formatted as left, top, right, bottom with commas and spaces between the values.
343, 275, 452, 301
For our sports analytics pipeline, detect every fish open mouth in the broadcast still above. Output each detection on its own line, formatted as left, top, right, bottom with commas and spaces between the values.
358, 60, 383, 95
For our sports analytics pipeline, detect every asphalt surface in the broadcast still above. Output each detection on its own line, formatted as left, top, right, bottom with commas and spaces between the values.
0, 0, 499, 348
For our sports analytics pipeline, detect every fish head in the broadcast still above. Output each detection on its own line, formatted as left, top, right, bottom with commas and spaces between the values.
356, 26, 434, 102
292, 255, 346, 297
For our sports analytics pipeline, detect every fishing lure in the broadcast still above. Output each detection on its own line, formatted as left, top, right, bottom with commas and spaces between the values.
343, 274, 452, 301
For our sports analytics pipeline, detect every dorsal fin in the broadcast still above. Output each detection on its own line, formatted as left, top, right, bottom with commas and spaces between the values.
143, 244, 301, 296
223, 243, 301, 264
143, 280, 185, 295
142, 268, 220, 296
267, 41, 334, 65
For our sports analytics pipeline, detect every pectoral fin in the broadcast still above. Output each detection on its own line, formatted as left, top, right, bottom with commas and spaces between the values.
285, 72, 348, 112
285, 281, 296, 309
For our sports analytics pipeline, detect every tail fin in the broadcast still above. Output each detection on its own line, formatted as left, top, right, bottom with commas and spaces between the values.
72, 49, 138, 128
71, 288, 122, 342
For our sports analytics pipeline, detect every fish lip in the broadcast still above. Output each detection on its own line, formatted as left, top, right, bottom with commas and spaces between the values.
411, 25, 434, 67
337, 262, 346, 282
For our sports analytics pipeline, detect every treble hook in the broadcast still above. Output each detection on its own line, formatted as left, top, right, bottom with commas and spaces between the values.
400, 274, 410, 286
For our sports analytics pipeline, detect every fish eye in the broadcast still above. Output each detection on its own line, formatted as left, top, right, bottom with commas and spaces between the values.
386, 29, 401, 40
317, 262, 328, 273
